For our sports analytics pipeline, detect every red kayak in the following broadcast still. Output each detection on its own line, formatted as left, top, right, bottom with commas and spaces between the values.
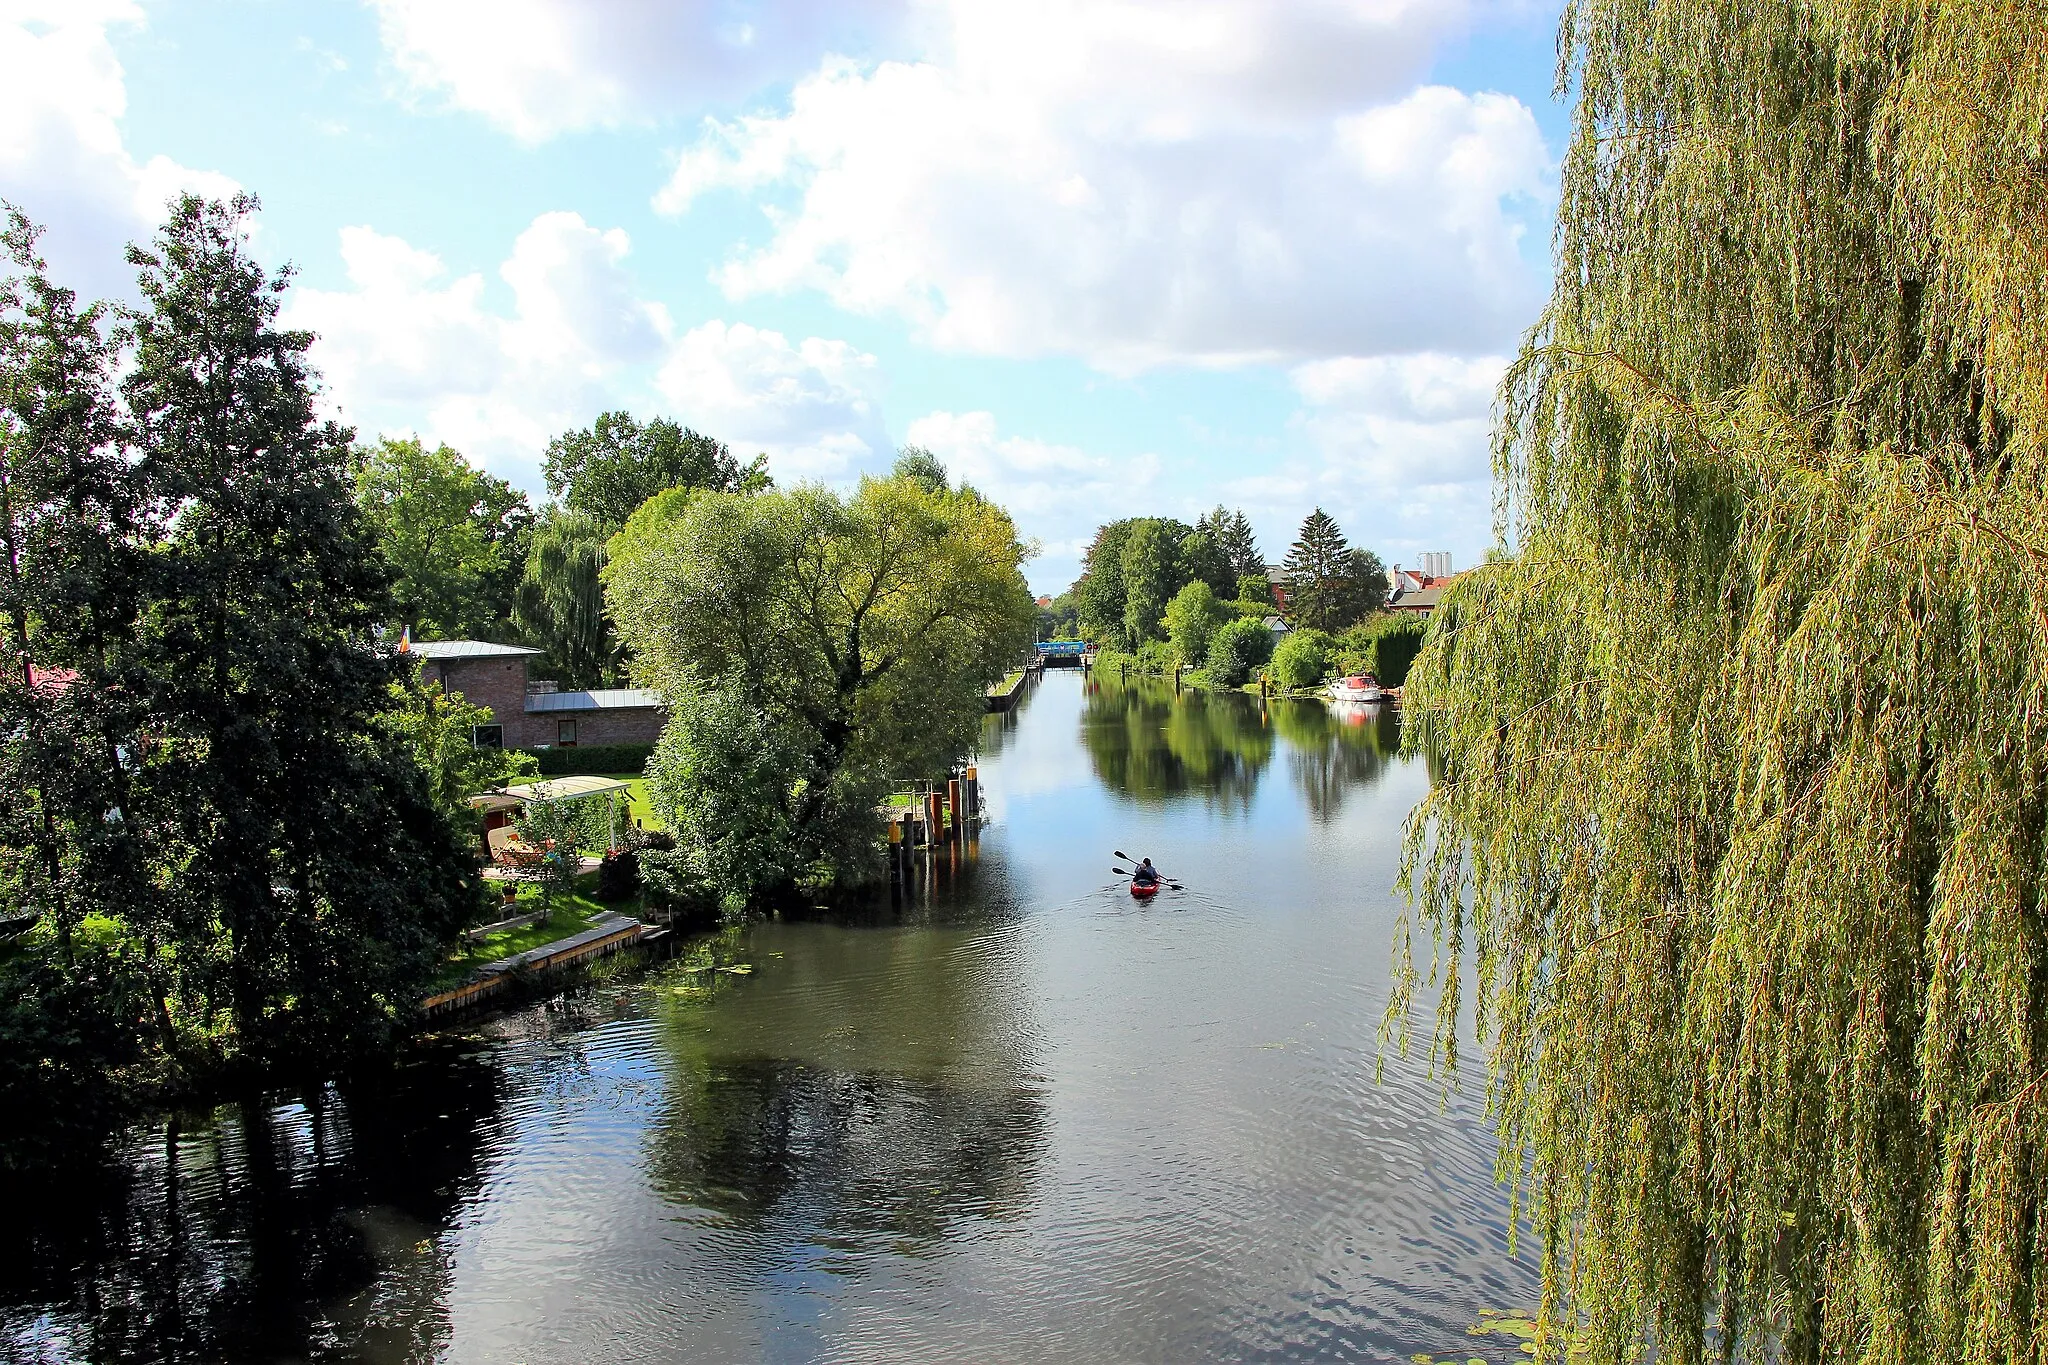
1130, 880, 1160, 899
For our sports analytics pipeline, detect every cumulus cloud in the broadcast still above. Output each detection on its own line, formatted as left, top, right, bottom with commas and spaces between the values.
0, 1, 239, 298
1220, 352, 1506, 572
368, 0, 903, 142
285, 213, 886, 491
906, 409, 1162, 585
655, 320, 885, 479
656, 0, 1549, 370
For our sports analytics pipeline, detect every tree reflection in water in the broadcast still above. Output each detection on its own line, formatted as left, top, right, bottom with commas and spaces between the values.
642, 917, 1048, 1268
1080, 677, 1274, 809
1081, 677, 1397, 820
1274, 697, 1401, 824
0, 1040, 505, 1364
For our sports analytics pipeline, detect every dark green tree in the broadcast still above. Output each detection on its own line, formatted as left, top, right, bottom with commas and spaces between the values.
352, 435, 531, 640
891, 444, 949, 494
121, 194, 480, 1066
1198, 504, 1264, 578
1177, 527, 1236, 601
1073, 519, 1138, 647
0, 205, 152, 1155
542, 411, 767, 529
1282, 509, 1384, 629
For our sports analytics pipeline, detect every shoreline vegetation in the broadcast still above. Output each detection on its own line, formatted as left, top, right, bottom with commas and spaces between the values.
0, 198, 1033, 1165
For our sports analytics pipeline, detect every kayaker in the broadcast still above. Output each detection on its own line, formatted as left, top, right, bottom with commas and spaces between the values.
1133, 858, 1160, 887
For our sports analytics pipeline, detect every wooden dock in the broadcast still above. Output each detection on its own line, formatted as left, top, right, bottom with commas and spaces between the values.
421, 912, 650, 1018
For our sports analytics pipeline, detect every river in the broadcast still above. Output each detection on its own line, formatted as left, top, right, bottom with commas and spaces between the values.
2, 670, 1537, 1363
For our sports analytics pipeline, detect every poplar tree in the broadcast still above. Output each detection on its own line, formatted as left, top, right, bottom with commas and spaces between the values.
1395, 3, 2048, 1360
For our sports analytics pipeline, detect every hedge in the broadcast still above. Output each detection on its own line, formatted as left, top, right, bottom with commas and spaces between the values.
523, 742, 656, 776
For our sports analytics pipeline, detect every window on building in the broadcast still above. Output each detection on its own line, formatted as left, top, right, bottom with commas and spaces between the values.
471, 724, 503, 749
558, 718, 577, 747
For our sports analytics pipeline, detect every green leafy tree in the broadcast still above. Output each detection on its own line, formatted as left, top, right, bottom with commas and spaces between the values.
1205, 617, 1274, 687
1235, 573, 1275, 608
1074, 519, 1138, 648
513, 507, 620, 687
121, 194, 480, 1067
1162, 580, 1226, 668
1270, 628, 1336, 690
543, 411, 766, 529
892, 444, 949, 494
1337, 614, 1425, 688
1177, 528, 1235, 601
1282, 510, 1385, 629
1395, 6, 2048, 1360
381, 663, 537, 832
1119, 519, 1183, 645
0, 205, 152, 1154
352, 436, 531, 640
606, 471, 1034, 906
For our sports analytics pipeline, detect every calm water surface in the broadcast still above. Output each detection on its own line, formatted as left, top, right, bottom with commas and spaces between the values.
3, 672, 1536, 1363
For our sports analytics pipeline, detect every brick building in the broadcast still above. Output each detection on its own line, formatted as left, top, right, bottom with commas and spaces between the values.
406, 639, 666, 749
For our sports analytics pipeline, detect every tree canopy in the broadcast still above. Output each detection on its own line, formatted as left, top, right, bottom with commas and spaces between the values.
1197, 504, 1264, 579
542, 410, 767, 529
606, 469, 1034, 907
352, 436, 530, 640
1073, 516, 1234, 648
1281, 509, 1385, 630
1, 196, 482, 1158
1395, 3, 2048, 1360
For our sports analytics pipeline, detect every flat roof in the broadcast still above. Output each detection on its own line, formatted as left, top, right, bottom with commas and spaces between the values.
467, 775, 633, 808
526, 688, 665, 713
405, 639, 543, 661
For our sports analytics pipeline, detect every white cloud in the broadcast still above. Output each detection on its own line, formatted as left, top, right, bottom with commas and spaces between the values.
1228, 352, 1506, 572
0, 1, 239, 297
656, 0, 1550, 370
286, 214, 886, 492
655, 320, 885, 480
906, 409, 1161, 585
368, 0, 904, 142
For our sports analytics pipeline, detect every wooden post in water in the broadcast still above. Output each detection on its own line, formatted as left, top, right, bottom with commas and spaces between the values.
925, 791, 944, 847
947, 778, 964, 841
962, 766, 979, 822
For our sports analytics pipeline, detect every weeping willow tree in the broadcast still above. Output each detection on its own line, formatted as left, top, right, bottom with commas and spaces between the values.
1393, 2, 2048, 1361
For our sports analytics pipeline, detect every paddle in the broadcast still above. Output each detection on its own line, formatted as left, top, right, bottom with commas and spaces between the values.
1112, 855, 1182, 891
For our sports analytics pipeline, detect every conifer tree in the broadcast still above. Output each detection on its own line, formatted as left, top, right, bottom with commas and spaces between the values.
1283, 509, 1382, 629
122, 195, 478, 1065
1396, 4, 2048, 1359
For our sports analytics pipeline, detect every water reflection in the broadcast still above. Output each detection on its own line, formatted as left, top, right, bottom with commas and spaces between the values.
644, 920, 1047, 1262
1, 672, 1536, 1365
1081, 677, 1398, 819
0, 1042, 503, 1363
1275, 697, 1401, 824
1080, 678, 1274, 808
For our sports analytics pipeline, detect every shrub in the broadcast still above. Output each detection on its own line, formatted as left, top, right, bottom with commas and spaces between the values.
1337, 613, 1428, 687
1206, 617, 1276, 686
1091, 649, 1139, 682
1136, 637, 1175, 674
1271, 628, 1337, 690
526, 742, 656, 776
596, 847, 640, 901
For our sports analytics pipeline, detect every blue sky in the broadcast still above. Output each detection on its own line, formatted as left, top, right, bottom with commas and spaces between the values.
3, 0, 1566, 595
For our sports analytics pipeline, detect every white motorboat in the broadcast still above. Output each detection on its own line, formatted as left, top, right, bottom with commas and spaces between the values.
1326, 673, 1386, 703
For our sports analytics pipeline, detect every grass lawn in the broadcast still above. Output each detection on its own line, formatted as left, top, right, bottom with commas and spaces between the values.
433, 877, 610, 989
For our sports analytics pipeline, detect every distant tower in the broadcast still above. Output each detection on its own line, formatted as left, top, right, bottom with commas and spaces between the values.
1420, 551, 1453, 579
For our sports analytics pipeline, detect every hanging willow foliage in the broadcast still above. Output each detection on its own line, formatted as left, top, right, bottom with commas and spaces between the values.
1393, 1, 2048, 1361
